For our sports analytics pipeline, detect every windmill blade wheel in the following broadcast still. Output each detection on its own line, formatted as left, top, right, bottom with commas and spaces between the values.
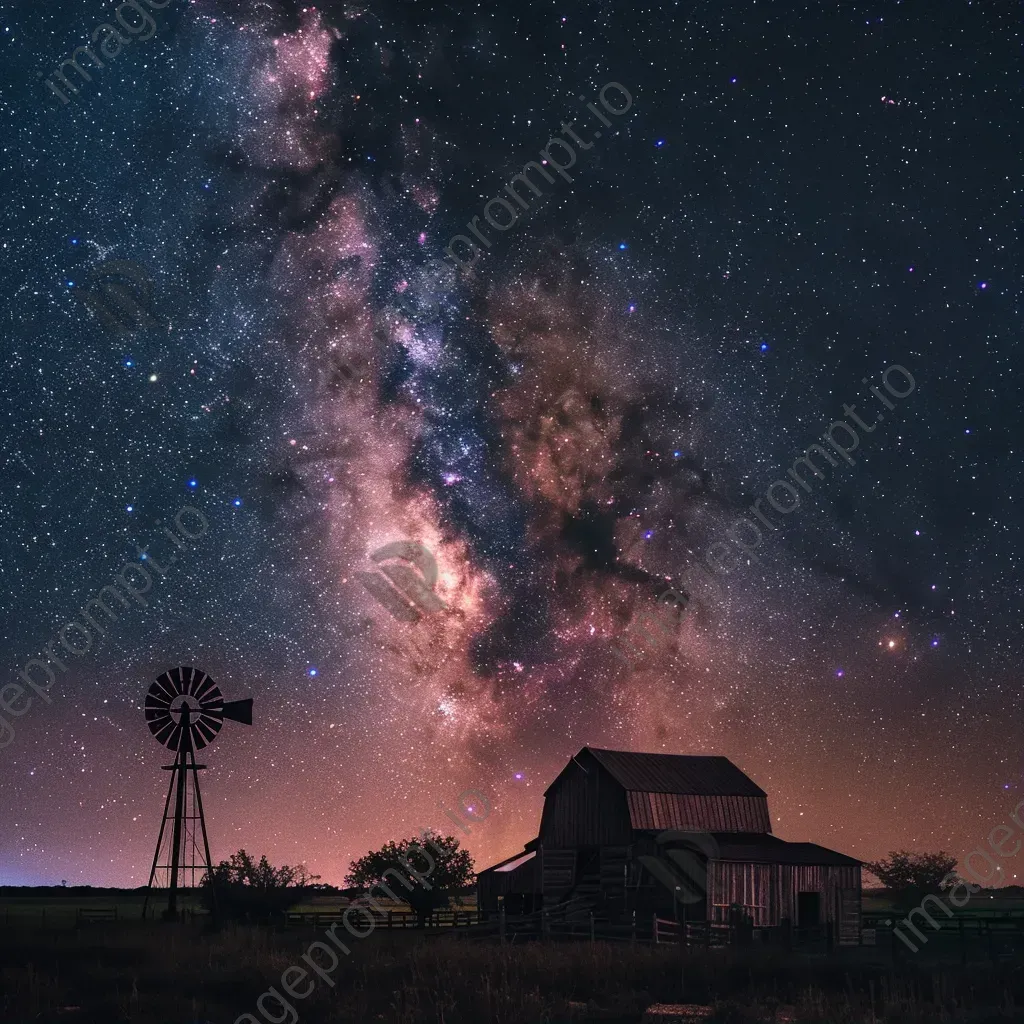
145, 666, 225, 751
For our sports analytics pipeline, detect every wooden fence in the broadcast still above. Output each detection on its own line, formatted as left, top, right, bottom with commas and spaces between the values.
861, 911, 1024, 962
283, 908, 481, 930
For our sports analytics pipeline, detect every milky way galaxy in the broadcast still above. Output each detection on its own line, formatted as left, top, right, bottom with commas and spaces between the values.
0, 0, 1020, 887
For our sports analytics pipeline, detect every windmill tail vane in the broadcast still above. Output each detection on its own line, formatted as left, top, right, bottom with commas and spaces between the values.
142, 666, 252, 921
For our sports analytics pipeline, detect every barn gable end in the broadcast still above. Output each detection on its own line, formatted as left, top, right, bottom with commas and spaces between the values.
539, 747, 772, 845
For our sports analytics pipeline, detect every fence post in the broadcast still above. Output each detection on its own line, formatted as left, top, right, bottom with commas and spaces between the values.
590, 911, 595, 944
631, 909, 636, 948
387, 910, 393, 930
653, 913, 659, 944
500, 905, 506, 945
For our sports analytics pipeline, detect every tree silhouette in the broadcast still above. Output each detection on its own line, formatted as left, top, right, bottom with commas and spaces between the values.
346, 833, 473, 927
865, 850, 958, 909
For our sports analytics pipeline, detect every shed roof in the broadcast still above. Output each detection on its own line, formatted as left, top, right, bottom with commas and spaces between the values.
708, 832, 861, 866
582, 747, 767, 797
475, 843, 532, 876
494, 850, 536, 873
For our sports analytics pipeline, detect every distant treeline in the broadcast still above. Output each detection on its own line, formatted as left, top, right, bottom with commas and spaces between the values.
0, 883, 478, 898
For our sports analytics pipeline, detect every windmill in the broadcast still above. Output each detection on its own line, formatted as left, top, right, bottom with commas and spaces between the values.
142, 666, 252, 920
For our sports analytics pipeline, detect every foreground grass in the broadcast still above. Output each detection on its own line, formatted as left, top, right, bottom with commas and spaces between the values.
4, 921, 1024, 1023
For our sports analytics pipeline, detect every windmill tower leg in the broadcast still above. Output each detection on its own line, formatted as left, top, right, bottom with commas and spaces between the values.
167, 742, 189, 920
143, 764, 177, 920
189, 749, 218, 919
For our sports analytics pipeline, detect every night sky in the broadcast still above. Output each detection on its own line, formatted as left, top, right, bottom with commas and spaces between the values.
0, 0, 1020, 888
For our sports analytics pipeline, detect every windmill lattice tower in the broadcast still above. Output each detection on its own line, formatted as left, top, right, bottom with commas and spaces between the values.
142, 666, 252, 920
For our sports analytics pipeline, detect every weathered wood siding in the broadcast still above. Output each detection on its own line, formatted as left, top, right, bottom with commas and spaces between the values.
540, 847, 576, 903
839, 881, 862, 945
707, 862, 861, 939
539, 752, 633, 847
707, 861, 774, 926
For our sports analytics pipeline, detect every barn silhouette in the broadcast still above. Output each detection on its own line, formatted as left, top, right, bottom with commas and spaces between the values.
478, 747, 862, 943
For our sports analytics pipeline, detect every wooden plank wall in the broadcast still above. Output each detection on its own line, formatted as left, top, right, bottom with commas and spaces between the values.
708, 862, 773, 926
539, 756, 633, 847
541, 847, 576, 903
707, 862, 861, 937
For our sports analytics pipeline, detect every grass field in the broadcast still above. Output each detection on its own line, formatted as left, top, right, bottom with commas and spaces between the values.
0, 889, 206, 929
7, 891, 1024, 1022
5, 917, 1024, 1023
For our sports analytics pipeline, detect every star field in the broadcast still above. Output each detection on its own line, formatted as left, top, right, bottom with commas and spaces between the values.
0, 0, 1021, 886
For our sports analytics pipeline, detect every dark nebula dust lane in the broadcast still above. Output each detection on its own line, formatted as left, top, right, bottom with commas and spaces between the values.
0, 0, 1020, 886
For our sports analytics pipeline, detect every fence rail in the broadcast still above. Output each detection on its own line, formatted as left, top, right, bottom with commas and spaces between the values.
283, 908, 481, 929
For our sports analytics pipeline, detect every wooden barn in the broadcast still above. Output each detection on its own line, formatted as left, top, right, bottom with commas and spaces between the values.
478, 747, 862, 943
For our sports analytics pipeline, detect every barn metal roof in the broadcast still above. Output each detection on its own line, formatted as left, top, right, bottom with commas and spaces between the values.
627, 792, 772, 832
584, 747, 767, 797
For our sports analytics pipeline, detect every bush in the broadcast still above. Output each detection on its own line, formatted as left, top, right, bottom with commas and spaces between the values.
202, 849, 319, 922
